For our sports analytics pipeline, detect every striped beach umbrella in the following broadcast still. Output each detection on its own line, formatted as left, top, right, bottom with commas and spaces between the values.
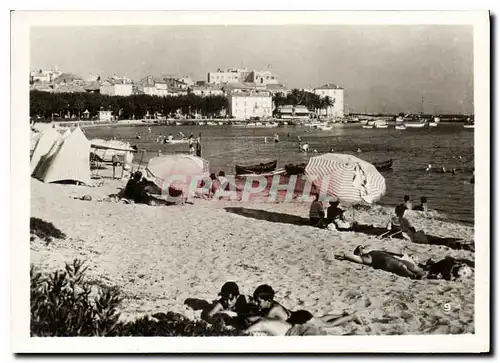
304, 153, 386, 204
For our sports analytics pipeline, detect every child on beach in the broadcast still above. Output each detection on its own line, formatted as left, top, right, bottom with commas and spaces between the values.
203, 282, 258, 329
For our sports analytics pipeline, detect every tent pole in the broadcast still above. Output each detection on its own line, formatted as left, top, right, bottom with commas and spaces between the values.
136, 149, 145, 172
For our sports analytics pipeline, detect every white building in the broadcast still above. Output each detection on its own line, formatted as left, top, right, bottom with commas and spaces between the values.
228, 89, 272, 120
99, 110, 113, 122
190, 85, 224, 97
141, 76, 169, 97
251, 70, 280, 86
100, 78, 133, 96
207, 68, 253, 85
313, 83, 344, 118
178, 76, 194, 86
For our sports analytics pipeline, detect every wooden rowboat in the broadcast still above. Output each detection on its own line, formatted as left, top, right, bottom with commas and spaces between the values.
235, 160, 277, 175
373, 159, 393, 171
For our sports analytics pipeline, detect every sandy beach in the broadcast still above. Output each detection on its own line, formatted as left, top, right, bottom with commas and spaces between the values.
30, 168, 475, 336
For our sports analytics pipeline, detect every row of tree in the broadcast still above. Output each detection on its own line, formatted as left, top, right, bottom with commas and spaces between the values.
29, 88, 335, 122
29, 91, 228, 121
272, 89, 334, 114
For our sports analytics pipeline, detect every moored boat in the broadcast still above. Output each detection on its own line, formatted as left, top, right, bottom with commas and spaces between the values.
164, 139, 190, 145
284, 163, 307, 175
395, 124, 406, 130
373, 159, 393, 171
235, 160, 278, 175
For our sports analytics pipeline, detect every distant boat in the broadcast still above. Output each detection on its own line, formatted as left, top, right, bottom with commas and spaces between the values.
264, 122, 279, 128
318, 125, 332, 130
373, 159, 393, 171
206, 121, 217, 126
175, 121, 182, 126
395, 124, 406, 130
197, 121, 206, 125
164, 139, 190, 145
404, 120, 427, 128
218, 121, 224, 125
373, 119, 389, 128
463, 116, 474, 129
362, 125, 374, 129
429, 116, 440, 127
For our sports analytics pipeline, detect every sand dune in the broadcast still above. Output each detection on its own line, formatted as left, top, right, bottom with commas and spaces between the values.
30, 174, 474, 335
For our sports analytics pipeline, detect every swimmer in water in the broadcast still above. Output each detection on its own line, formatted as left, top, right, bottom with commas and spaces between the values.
357, 147, 362, 153
425, 164, 432, 173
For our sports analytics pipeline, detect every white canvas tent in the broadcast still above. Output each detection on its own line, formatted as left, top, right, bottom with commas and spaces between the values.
32, 127, 91, 185
30, 128, 62, 174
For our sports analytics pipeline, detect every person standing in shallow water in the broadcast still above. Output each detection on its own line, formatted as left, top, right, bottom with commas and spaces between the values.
274, 133, 280, 143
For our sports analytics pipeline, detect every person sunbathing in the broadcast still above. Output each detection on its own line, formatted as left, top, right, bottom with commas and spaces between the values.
336, 245, 425, 279
203, 282, 258, 329
245, 318, 328, 336
248, 284, 361, 330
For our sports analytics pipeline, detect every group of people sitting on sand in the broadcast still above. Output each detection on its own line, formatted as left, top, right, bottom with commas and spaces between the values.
201, 282, 362, 336
307, 193, 474, 280
309, 195, 354, 231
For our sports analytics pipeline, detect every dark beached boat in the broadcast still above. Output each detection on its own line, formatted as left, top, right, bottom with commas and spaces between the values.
284, 163, 307, 175
373, 159, 393, 171
235, 160, 278, 175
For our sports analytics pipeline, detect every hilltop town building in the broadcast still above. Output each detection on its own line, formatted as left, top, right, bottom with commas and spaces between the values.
140, 76, 169, 97
30, 67, 62, 83
228, 89, 272, 120
100, 77, 133, 96
313, 83, 344, 118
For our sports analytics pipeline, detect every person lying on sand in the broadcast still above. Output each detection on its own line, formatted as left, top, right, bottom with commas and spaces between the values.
336, 245, 426, 280
245, 318, 328, 336
248, 284, 361, 328
203, 282, 258, 329
423, 256, 474, 281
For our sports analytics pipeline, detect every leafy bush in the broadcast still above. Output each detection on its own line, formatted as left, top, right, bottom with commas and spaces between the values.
30, 217, 66, 244
31, 260, 243, 337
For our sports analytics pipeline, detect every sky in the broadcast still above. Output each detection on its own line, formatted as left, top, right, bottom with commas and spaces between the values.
31, 25, 474, 114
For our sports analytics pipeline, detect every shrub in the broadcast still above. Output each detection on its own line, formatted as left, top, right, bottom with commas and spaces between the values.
30, 217, 66, 245
31, 260, 243, 337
